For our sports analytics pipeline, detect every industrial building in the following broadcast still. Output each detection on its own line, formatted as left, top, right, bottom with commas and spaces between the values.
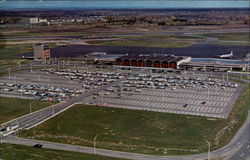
115, 54, 191, 69
33, 44, 50, 60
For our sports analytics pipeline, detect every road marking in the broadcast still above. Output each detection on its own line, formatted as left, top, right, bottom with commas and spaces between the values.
247, 145, 250, 149
240, 153, 244, 157
237, 142, 241, 145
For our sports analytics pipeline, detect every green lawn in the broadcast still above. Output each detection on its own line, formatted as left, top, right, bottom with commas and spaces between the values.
0, 43, 58, 60
87, 35, 202, 48
0, 97, 55, 124
201, 32, 249, 42
214, 41, 250, 46
0, 144, 126, 160
0, 44, 33, 60
21, 84, 249, 156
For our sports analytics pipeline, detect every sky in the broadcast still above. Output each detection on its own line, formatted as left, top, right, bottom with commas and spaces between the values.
0, 1, 249, 10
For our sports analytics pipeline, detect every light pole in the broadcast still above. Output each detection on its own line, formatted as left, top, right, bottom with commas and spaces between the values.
30, 63, 33, 72
93, 134, 99, 155
52, 106, 55, 115
8, 68, 11, 79
208, 87, 210, 101
29, 102, 32, 113
204, 139, 210, 160
0, 132, 2, 144
13, 76, 16, 84
101, 93, 104, 108
19, 61, 21, 69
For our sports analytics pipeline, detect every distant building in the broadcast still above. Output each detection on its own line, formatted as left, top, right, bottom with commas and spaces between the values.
33, 44, 50, 60
21, 17, 39, 24
21, 17, 48, 24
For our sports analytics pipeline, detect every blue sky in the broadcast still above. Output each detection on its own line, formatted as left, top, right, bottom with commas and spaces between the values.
0, 1, 249, 10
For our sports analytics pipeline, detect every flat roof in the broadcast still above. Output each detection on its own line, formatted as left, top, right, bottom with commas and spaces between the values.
180, 62, 246, 68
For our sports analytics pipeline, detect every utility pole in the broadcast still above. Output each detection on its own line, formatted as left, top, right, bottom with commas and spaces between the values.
94, 134, 99, 155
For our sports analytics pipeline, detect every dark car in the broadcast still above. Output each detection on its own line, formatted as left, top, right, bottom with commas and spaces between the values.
33, 144, 43, 148
201, 101, 206, 105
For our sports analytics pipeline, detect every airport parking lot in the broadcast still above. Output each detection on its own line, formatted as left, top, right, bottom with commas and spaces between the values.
82, 73, 241, 119
0, 68, 126, 102
0, 64, 242, 118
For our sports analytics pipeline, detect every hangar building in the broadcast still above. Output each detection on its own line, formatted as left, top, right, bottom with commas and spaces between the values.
115, 54, 191, 69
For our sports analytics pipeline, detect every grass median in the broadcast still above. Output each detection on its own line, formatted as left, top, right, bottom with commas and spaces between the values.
0, 143, 126, 160
20, 83, 249, 155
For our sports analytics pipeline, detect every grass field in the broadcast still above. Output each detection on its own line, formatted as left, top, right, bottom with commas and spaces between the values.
0, 97, 55, 124
0, 43, 58, 60
87, 35, 202, 48
2, 31, 91, 37
21, 84, 249, 155
201, 32, 249, 42
0, 44, 34, 60
0, 144, 125, 160
214, 41, 250, 46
